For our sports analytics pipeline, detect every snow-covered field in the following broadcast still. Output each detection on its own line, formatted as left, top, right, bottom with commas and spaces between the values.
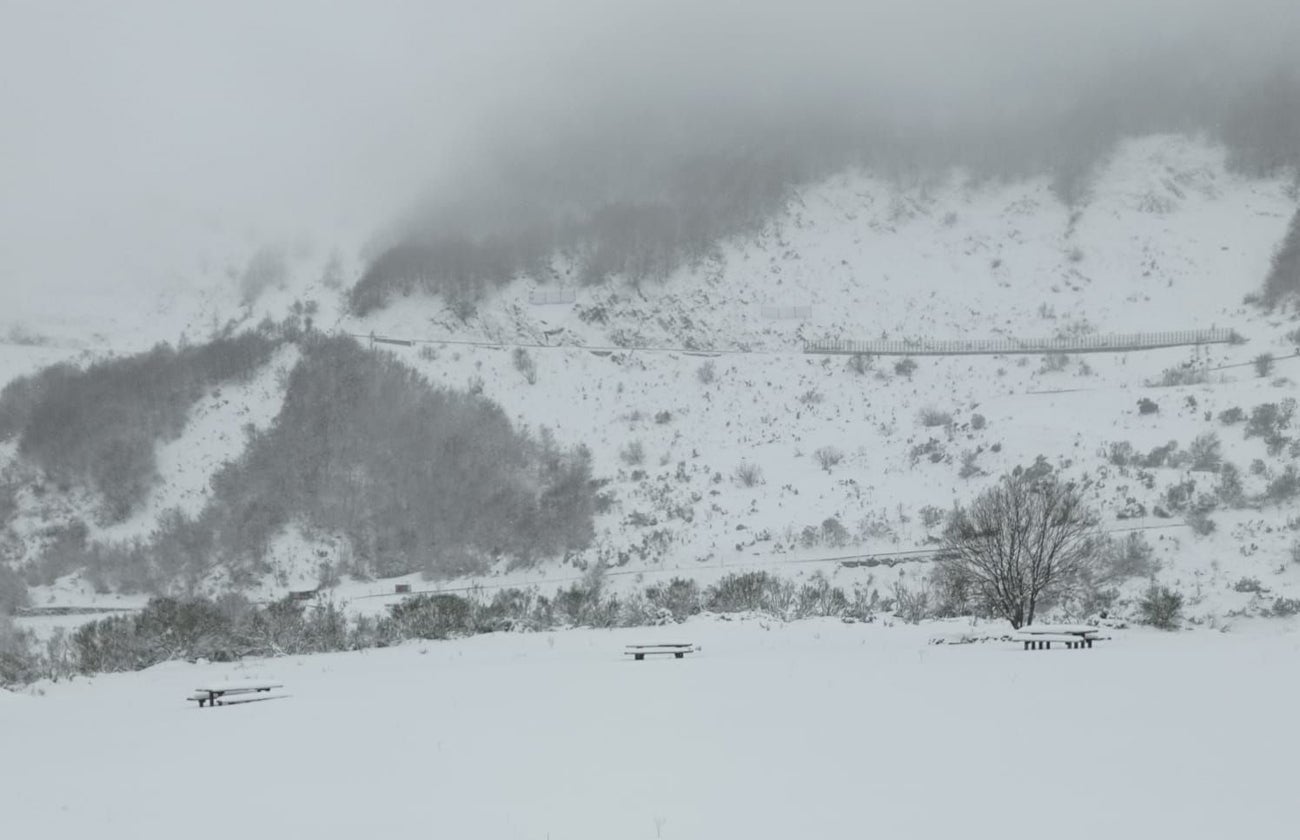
4, 618, 1298, 839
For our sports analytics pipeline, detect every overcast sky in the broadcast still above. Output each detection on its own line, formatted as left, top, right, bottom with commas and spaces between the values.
2, 0, 1297, 321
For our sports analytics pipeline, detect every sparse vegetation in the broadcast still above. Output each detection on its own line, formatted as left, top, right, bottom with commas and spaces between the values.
696, 360, 717, 384
918, 408, 953, 428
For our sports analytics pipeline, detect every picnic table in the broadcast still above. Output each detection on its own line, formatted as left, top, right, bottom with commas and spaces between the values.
188, 682, 287, 708
1013, 624, 1102, 651
624, 643, 697, 661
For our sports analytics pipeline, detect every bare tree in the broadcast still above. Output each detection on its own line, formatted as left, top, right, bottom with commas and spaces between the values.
939, 472, 1101, 628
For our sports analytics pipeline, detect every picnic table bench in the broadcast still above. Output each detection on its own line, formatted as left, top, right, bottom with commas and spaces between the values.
1013, 625, 1102, 650
188, 682, 287, 708
624, 643, 696, 661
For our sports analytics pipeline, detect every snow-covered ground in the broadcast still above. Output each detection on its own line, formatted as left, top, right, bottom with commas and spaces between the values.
4, 617, 1299, 839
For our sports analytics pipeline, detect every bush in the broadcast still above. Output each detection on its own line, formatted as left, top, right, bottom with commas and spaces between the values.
970, 413, 987, 431
892, 580, 931, 624
1264, 465, 1300, 503
1254, 353, 1275, 378
644, 578, 701, 622
847, 354, 872, 376
385, 594, 474, 639
512, 347, 538, 384
705, 571, 775, 613
1155, 366, 1208, 387
894, 357, 918, 379
620, 440, 646, 466
1244, 400, 1295, 444
1216, 463, 1246, 507
918, 408, 953, 427
1186, 508, 1216, 536
1137, 398, 1159, 415
1100, 532, 1159, 580
733, 462, 764, 487
1233, 577, 1265, 594
813, 446, 844, 472
1139, 586, 1184, 630
1189, 433, 1222, 471
696, 360, 716, 384
1218, 407, 1245, 425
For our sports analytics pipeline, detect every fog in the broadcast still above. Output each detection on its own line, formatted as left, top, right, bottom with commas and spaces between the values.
2, 0, 1297, 322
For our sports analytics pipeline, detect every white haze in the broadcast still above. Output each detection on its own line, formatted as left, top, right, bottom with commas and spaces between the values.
1, 0, 1297, 325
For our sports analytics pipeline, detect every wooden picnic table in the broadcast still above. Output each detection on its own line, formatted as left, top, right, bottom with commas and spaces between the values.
188, 682, 286, 708
625, 643, 696, 661
1014, 625, 1102, 650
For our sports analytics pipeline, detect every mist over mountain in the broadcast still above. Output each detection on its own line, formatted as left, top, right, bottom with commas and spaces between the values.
3, 0, 1298, 320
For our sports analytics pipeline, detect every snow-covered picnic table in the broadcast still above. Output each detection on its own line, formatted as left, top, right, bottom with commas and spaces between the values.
1013, 625, 1102, 650
187, 682, 286, 708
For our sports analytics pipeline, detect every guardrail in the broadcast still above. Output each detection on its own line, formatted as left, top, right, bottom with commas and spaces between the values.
804, 328, 1238, 356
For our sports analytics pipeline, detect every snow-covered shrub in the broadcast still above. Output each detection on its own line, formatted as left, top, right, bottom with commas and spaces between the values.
644, 578, 701, 622
891, 580, 931, 624
1233, 577, 1265, 594
1186, 508, 1216, 536
1272, 598, 1300, 617
909, 438, 946, 466
1100, 532, 1159, 581
654, 410, 673, 425
1039, 353, 1070, 373
846, 353, 872, 376
1264, 465, 1300, 503
1216, 463, 1246, 507
620, 440, 646, 466
1154, 366, 1208, 387
1138, 397, 1159, 415
512, 347, 538, 384
733, 462, 764, 487
958, 450, 984, 479
814, 446, 844, 472
970, 413, 987, 430
705, 571, 792, 616
919, 505, 946, 530
894, 357, 918, 379
1254, 353, 1275, 378
695, 360, 716, 384
1218, 406, 1246, 425
918, 408, 953, 427
1189, 433, 1222, 472
820, 517, 850, 548
798, 389, 824, 406
793, 573, 849, 619
1139, 586, 1184, 630
1244, 400, 1295, 452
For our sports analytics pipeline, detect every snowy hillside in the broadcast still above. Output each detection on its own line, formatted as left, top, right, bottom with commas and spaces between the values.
4, 134, 1299, 629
